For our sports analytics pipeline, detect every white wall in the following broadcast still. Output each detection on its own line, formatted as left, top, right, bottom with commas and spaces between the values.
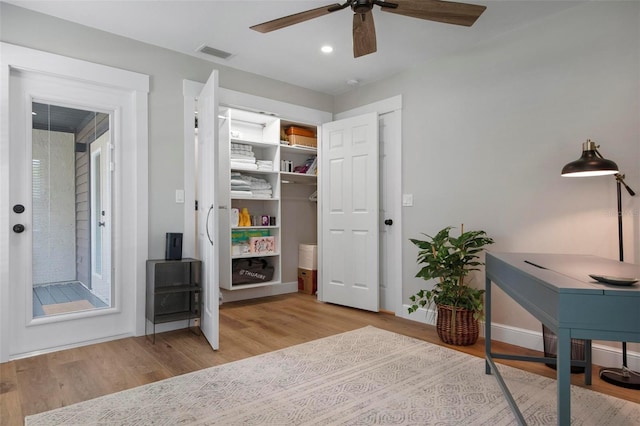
3, 1, 639, 359
0, 2, 333, 261
335, 2, 639, 354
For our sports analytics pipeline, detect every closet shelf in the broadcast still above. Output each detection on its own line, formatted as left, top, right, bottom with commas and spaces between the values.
231, 138, 278, 148
226, 280, 282, 290
280, 144, 317, 154
231, 196, 280, 201
230, 168, 277, 175
280, 172, 317, 185
220, 107, 318, 292
232, 252, 280, 259
232, 225, 278, 230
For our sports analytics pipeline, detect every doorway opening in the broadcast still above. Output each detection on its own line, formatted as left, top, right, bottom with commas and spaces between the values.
31, 101, 112, 318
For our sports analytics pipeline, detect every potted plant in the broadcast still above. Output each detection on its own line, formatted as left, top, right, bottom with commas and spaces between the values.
408, 225, 494, 346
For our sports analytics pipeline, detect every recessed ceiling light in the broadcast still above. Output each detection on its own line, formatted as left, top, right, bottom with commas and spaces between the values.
321, 45, 333, 54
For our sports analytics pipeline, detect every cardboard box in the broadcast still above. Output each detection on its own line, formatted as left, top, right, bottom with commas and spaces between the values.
249, 236, 276, 254
298, 244, 317, 270
289, 134, 317, 148
298, 268, 317, 295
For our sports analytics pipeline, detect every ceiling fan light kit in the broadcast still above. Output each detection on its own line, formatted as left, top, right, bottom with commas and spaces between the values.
250, 0, 487, 58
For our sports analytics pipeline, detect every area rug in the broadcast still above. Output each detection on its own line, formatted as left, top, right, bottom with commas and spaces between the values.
25, 326, 639, 425
41, 300, 94, 315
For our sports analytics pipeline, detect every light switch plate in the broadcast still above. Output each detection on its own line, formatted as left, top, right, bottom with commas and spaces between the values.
402, 193, 413, 207
176, 189, 185, 204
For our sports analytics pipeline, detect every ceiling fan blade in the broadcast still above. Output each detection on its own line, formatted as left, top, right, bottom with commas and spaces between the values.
353, 12, 377, 58
251, 4, 342, 33
381, 0, 486, 27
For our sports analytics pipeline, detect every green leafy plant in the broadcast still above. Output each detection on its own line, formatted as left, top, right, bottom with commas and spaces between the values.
408, 225, 494, 320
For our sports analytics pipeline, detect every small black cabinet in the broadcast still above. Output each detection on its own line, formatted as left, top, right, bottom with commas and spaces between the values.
146, 258, 201, 340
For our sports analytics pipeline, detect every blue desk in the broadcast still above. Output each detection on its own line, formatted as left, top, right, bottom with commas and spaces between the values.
484, 252, 640, 425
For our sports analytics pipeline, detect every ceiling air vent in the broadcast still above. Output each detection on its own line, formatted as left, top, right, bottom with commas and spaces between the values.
197, 45, 233, 60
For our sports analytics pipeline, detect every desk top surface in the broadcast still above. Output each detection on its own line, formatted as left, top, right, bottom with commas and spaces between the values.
486, 252, 640, 295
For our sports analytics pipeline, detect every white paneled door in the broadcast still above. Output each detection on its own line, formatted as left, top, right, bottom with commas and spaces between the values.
321, 113, 379, 312
196, 70, 220, 350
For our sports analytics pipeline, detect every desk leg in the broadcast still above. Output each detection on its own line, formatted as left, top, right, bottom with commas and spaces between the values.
585, 340, 592, 386
557, 327, 572, 425
485, 276, 492, 375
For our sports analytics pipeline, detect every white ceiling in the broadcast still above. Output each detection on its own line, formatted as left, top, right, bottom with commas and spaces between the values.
5, 0, 582, 95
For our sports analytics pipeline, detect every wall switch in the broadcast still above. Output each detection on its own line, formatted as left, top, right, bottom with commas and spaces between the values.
176, 189, 185, 204
402, 194, 414, 207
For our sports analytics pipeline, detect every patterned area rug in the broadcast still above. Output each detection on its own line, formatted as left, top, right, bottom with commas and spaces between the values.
25, 326, 639, 425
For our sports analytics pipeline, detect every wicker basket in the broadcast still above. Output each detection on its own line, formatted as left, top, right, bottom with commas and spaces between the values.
436, 305, 479, 346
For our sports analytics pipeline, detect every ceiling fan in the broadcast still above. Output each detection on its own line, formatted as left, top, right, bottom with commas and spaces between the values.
250, 0, 487, 58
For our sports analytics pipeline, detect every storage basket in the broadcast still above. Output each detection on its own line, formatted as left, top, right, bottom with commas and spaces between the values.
436, 305, 479, 346
542, 324, 586, 373
288, 134, 317, 148
232, 258, 274, 285
285, 126, 316, 137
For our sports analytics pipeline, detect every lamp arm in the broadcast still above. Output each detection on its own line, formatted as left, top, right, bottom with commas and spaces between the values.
595, 142, 635, 195
615, 173, 636, 197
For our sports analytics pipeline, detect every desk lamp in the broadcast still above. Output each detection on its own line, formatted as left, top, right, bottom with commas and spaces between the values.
562, 139, 639, 389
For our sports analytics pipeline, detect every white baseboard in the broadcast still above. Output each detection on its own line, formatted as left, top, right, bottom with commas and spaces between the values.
220, 281, 298, 303
10, 332, 135, 361
400, 305, 640, 372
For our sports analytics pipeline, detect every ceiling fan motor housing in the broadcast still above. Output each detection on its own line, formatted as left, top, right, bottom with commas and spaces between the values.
352, 0, 375, 14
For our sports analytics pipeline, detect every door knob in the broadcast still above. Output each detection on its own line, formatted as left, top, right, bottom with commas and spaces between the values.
384, 219, 393, 226
13, 224, 25, 233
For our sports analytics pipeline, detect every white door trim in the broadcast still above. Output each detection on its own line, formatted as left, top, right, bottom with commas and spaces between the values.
0, 43, 149, 362
334, 96, 403, 315
183, 81, 332, 302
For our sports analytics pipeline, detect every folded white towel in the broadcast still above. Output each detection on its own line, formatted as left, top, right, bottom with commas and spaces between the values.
231, 143, 253, 152
231, 162, 258, 171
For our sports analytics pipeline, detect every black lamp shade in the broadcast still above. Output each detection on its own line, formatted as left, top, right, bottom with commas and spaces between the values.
561, 140, 619, 177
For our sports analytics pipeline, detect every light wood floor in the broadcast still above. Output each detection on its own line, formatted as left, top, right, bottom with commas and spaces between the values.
1, 293, 638, 425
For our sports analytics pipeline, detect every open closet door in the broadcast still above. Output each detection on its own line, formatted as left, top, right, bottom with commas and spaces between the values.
321, 112, 379, 312
196, 70, 219, 350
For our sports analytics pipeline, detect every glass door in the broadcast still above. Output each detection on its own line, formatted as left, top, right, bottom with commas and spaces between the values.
4, 51, 146, 362
31, 102, 112, 317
